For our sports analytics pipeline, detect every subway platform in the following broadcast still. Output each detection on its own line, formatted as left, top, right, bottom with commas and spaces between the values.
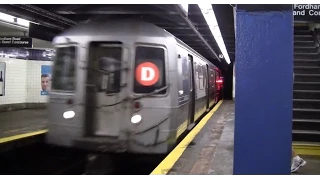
0, 109, 47, 151
152, 100, 320, 175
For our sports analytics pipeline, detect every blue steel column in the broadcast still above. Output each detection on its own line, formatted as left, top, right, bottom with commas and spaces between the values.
233, 5, 293, 175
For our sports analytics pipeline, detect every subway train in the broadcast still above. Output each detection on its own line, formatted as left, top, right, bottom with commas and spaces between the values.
46, 20, 223, 155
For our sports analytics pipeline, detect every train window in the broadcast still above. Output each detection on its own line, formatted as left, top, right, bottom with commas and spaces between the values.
134, 46, 166, 94
52, 46, 76, 91
198, 64, 204, 90
89, 42, 122, 94
177, 54, 189, 97
202, 65, 207, 88
210, 69, 215, 88
215, 71, 220, 80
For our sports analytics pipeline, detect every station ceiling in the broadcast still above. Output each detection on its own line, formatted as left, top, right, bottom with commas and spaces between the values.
0, 4, 235, 70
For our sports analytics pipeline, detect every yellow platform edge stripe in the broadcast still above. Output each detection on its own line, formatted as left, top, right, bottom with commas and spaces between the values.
294, 23, 309, 26
0, 129, 48, 144
293, 143, 320, 156
150, 100, 223, 175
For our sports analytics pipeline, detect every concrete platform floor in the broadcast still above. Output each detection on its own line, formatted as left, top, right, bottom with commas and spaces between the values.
294, 155, 320, 175
169, 100, 320, 175
0, 109, 47, 138
168, 100, 234, 175
210, 103, 320, 175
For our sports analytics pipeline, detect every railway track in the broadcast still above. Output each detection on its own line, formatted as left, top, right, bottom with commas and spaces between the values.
0, 143, 86, 174
0, 101, 219, 175
0, 142, 164, 175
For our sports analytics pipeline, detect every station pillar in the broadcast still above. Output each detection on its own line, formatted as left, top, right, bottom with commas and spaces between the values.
233, 5, 293, 175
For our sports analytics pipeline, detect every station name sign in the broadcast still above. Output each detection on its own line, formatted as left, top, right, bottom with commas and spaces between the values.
0, 36, 32, 48
293, 4, 320, 22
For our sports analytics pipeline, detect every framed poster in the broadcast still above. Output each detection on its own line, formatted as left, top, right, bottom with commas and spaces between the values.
41, 65, 52, 95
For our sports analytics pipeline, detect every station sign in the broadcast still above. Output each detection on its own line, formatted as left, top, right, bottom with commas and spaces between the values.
294, 4, 320, 22
0, 36, 32, 48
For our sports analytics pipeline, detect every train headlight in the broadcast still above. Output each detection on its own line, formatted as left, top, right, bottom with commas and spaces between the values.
131, 114, 142, 124
63, 110, 75, 119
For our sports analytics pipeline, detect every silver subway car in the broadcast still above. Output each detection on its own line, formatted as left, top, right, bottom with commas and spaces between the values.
47, 21, 222, 154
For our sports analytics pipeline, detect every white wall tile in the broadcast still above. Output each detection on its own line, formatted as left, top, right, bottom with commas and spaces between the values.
0, 58, 53, 105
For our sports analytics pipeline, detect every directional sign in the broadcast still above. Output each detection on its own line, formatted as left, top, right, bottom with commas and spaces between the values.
0, 36, 32, 48
294, 4, 320, 22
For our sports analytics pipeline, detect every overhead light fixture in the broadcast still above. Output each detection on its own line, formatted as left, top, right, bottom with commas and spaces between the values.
180, 4, 189, 14
0, 13, 15, 23
17, 18, 30, 27
198, 4, 231, 64
0, 12, 30, 27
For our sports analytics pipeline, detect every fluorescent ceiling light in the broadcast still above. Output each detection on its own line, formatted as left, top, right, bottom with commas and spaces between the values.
181, 4, 189, 14
198, 4, 231, 64
17, 18, 30, 27
0, 12, 30, 27
0, 13, 15, 22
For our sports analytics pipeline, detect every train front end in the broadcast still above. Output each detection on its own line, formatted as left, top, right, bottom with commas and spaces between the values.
46, 22, 175, 154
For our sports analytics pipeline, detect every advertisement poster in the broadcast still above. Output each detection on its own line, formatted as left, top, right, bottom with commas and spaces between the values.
0, 62, 5, 96
41, 65, 52, 95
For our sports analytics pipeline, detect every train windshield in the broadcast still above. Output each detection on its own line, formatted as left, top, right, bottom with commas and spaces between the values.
134, 46, 166, 94
89, 42, 122, 94
52, 46, 76, 91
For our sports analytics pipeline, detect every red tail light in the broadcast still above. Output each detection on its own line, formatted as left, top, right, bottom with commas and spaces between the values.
133, 101, 142, 110
216, 78, 223, 84
66, 99, 74, 105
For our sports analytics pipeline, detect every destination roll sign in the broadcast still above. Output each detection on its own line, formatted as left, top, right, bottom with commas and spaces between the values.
294, 4, 320, 22
0, 36, 32, 48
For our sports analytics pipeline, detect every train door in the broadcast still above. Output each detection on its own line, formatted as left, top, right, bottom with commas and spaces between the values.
86, 42, 128, 137
188, 54, 196, 127
215, 69, 223, 101
205, 64, 210, 110
210, 68, 217, 105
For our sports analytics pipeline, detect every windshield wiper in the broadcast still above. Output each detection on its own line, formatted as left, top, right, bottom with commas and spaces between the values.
82, 66, 129, 75
130, 85, 170, 100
